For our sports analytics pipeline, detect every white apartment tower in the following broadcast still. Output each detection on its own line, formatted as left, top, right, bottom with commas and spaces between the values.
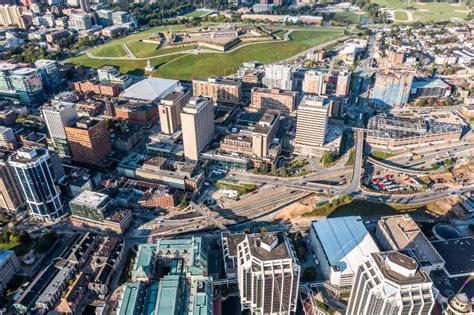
42, 102, 78, 157
347, 251, 436, 315
262, 64, 294, 91
236, 233, 301, 315
180, 96, 215, 161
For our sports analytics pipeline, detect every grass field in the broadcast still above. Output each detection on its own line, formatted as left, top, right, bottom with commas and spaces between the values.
182, 9, 212, 18
93, 44, 127, 58
68, 27, 345, 80
87, 23, 217, 58
155, 29, 345, 80
68, 53, 186, 76
127, 42, 199, 58
373, 0, 469, 22
304, 199, 433, 217
370, 150, 399, 160
394, 10, 409, 21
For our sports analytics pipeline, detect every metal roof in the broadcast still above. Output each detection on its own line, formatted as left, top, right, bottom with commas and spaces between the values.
312, 216, 379, 276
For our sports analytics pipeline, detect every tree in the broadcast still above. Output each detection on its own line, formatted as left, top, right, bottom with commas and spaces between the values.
179, 193, 190, 208
468, 224, 474, 232
321, 151, 334, 167
259, 226, 268, 233
302, 267, 317, 282
244, 227, 252, 234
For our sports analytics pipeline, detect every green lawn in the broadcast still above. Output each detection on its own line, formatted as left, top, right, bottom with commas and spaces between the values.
0, 241, 34, 256
304, 199, 433, 217
69, 27, 345, 80
155, 29, 344, 80
373, 0, 468, 22
394, 10, 409, 21
88, 23, 218, 58
67, 53, 187, 76
182, 9, 212, 18
92, 44, 127, 57
127, 42, 198, 58
370, 150, 399, 160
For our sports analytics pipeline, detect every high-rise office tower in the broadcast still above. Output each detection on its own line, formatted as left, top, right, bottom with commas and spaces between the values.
42, 102, 78, 157
236, 232, 300, 314
34, 59, 65, 92
371, 70, 414, 108
262, 64, 294, 91
295, 95, 329, 149
9, 146, 64, 220
347, 251, 435, 315
65, 117, 111, 166
180, 96, 214, 161
158, 87, 191, 134
0, 158, 24, 213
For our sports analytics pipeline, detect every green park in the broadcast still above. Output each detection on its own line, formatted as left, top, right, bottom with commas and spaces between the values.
66, 24, 346, 81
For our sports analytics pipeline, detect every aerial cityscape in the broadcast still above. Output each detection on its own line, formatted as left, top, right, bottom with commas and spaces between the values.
0, 0, 472, 314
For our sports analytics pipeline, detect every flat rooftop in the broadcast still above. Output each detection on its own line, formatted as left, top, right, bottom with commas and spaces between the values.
311, 216, 379, 276
247, 233, 292, 261
71, 190, 110, 208
121, 78, 179, 102
431, 237, 474, 277
378, 215, 445, 267
373, 251, 431, 286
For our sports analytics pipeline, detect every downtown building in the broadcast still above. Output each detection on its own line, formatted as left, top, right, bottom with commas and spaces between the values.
250, 87, 298, 113
309, 216, 379, 289
371, 70, 414, 108
42, 102, 78, 157
65, 117, 112, 167
158, 87, 191, 134
8, 146, 65, 221
262, 64, 295, 91
294, 95, 333, 157
347, 251, 436, 315
221, 232, 301, 314
0, 156, 24, 213
366, 113, 463, 151
192, 76, 242, 105
34, 59, 65, 93
0, 64, 45, 108
181, 96, 215, 161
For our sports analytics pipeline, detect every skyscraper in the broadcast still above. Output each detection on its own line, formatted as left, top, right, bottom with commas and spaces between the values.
225, 232, 301, 314
371, 70, 414, 108
158, 87, 191, 134
34, 59, 65, 92
9, 146, 65, 220
65, 117, 111, 166
42, 102, 78, 157
180, 96, 215, 161
294, 95, 330, 156
347, 251, 435, 315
